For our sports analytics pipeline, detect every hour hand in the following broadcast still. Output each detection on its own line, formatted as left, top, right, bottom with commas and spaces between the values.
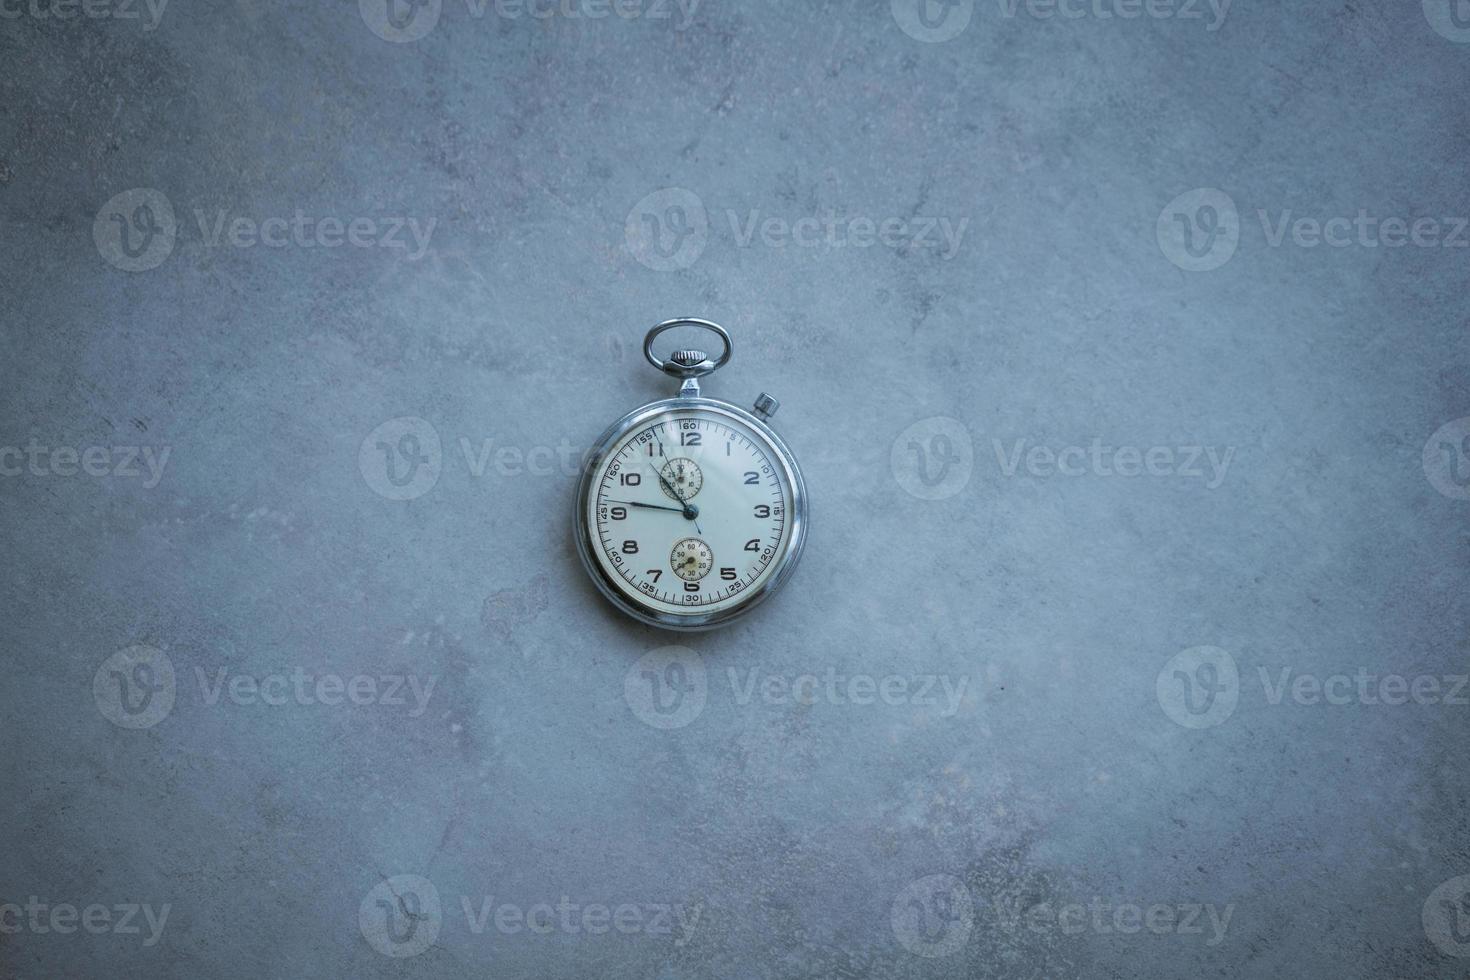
654, 467, 696, 515
610, 499, 696, 516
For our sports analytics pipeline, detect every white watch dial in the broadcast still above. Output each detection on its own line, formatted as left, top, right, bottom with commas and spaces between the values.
589, 409, 792, 615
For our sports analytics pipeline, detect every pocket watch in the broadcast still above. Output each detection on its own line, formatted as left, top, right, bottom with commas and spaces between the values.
575, 318, 808, 631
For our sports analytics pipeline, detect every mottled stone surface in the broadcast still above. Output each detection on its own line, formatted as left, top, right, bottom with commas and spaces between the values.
1, 1, 1468, 977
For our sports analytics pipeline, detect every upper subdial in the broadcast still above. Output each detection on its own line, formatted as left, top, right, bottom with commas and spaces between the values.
659, 457, 704, 502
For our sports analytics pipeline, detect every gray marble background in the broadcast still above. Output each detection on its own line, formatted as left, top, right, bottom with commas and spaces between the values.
2, 1, 1468, 977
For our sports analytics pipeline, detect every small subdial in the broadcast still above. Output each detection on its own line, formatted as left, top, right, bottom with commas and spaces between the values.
659, 457, 704, 502
670, 537, 714, 582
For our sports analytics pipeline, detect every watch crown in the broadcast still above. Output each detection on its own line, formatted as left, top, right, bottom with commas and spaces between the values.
670, 350, 709, 367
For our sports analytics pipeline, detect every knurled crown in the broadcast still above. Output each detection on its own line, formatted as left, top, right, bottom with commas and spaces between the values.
671, 350, 709, 366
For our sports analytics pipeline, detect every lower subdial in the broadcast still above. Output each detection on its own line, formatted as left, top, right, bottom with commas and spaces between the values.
670, 537, 714, 582
659, 457, 704, 502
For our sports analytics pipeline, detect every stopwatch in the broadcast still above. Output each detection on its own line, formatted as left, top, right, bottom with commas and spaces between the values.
574, 318, 808, 630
